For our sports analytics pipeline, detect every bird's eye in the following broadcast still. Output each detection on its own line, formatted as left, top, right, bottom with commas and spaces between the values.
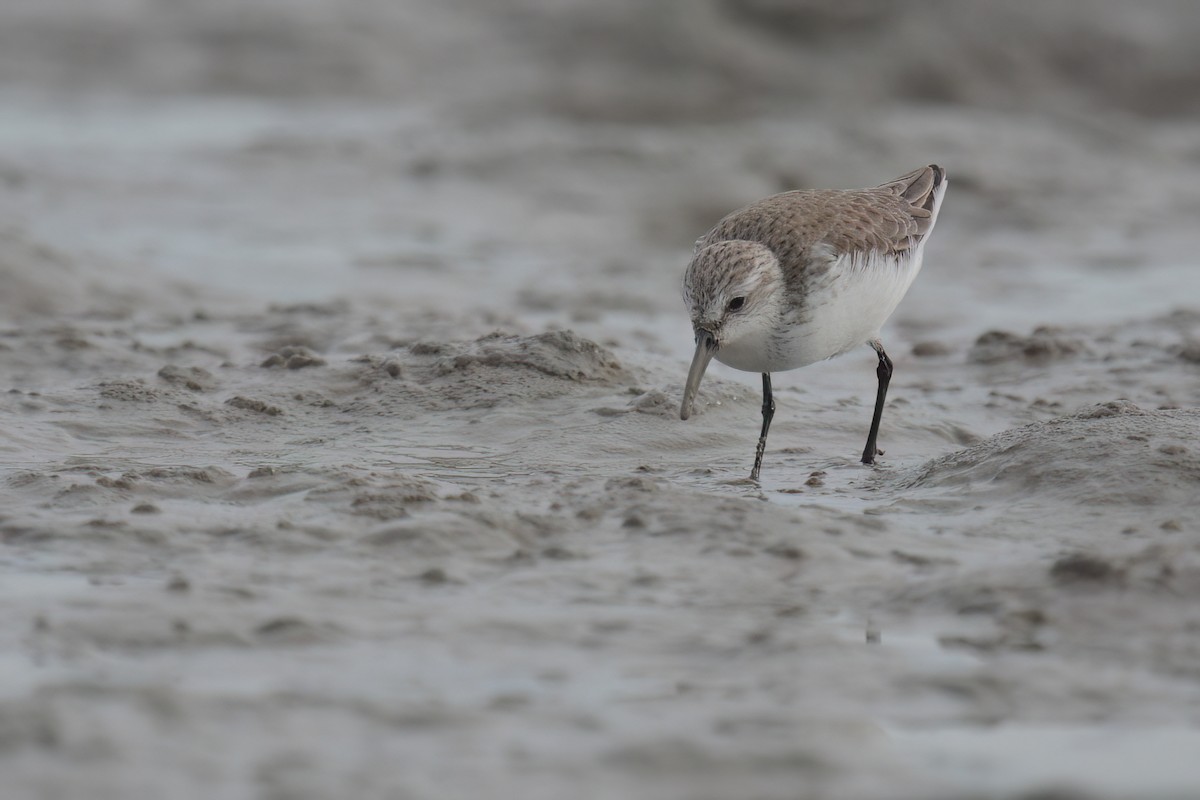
727, 296, 746, 312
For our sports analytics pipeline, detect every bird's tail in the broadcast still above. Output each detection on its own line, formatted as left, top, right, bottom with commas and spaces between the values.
880, 164, 947, 238
879, 164, 946, 212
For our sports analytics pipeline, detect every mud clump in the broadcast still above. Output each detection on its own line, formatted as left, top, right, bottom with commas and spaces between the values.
900, 402, 1200, 507
406, 331, 629, 409
261, 346, 326, 369
1075, 399, 1146, 420
969, 327, 1086, 364
97, 379, 162, 403
430, 331, 624, 383
133, 466, 238, 486
254, 617, 337, 645
1050, 553, 1121, 585
226, 396, 284, 416
158, 365, 218, 392
912, 340, 952, 357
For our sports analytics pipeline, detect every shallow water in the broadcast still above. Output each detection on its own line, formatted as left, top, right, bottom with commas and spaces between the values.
889, 725, 1200, 798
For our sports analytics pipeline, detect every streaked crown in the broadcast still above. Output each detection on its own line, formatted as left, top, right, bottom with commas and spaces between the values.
682, 240, 781, 335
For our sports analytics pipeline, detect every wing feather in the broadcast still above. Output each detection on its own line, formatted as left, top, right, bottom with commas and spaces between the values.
697, 165, 947, 263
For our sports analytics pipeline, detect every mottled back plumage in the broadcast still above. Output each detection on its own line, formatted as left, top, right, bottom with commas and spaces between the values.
695, 165, 944, 264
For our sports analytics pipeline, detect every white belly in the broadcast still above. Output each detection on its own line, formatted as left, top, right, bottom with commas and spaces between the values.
715, 246, 925, 373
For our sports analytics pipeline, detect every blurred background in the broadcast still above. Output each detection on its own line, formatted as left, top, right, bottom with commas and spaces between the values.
6, 0, 1200, 116
2, 0, 1199, 325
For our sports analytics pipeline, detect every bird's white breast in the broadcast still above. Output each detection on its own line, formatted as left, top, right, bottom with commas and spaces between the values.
784, 246, 924, 367
715, 246, 925, 374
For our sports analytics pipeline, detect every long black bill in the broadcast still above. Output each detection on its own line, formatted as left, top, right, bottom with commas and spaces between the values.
680, 330, 718, 420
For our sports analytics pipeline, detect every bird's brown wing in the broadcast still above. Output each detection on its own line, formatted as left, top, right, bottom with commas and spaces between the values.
697, 164, 946, 263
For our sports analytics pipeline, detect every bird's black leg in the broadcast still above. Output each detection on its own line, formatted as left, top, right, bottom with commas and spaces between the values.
751, 372, 775, 481
861, 340, 893, 465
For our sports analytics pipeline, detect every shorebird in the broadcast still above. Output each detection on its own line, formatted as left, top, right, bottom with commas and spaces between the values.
679, 164, 947, 480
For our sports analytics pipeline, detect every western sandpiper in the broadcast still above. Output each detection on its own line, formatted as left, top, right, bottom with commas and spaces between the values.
679, 164, 947, 480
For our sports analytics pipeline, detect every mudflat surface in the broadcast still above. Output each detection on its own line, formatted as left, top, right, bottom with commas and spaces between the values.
2, 2, 1200, 798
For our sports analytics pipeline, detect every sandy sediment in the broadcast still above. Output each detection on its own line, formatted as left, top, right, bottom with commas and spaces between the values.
3, 1, 1200, 798
2, 296, 1199, 798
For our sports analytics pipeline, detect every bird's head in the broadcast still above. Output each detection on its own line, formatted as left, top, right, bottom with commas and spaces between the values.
679, 240, 783, 420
